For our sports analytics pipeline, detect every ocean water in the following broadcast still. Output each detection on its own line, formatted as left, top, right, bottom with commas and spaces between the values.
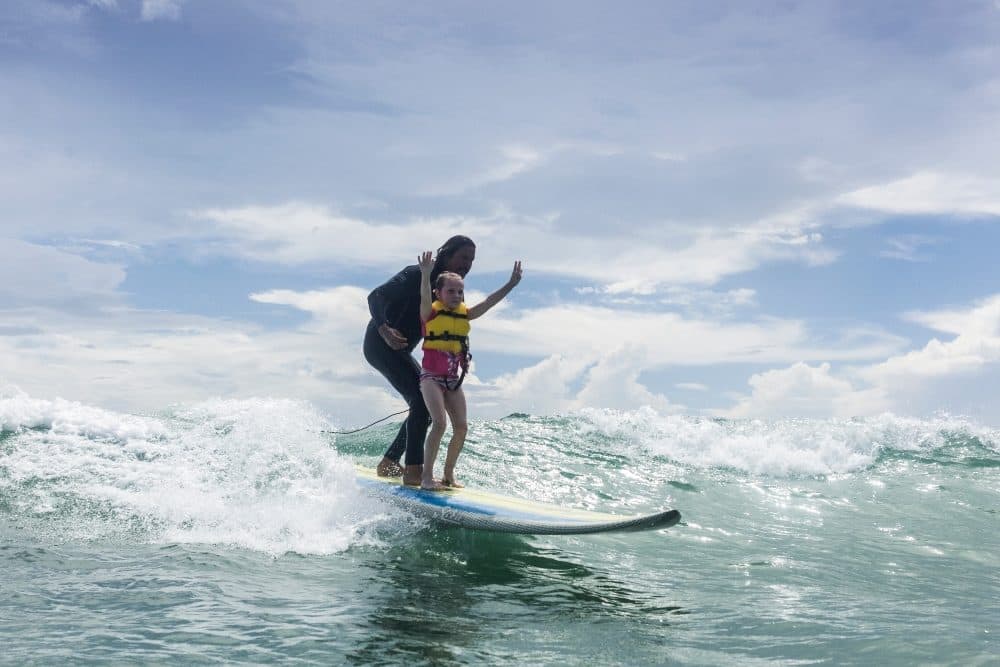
1, 390, 997, 665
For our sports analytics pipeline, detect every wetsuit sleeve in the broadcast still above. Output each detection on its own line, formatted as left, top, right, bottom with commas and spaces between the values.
367, 266, 418, 328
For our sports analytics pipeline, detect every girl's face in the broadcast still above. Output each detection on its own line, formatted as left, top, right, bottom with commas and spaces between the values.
436, 277, 464, 308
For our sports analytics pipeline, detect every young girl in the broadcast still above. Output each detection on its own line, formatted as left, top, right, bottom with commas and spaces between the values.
417, 250, 522, 490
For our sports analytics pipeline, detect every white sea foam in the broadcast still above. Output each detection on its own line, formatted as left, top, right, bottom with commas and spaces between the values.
0, 389, 402, 555
575, 406, 998, 476
1, 385, 169, 441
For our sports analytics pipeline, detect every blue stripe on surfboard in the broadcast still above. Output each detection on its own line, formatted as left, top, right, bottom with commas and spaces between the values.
354, 465, 622, 520
355, 476, 596, 523
354, 469, 619, 522
354, 467, 682, 534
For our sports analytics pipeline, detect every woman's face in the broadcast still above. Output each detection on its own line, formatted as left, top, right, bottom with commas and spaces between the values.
444, 245, 476, 277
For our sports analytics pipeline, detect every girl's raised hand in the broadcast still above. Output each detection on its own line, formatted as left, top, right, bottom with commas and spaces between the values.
418, 250, 434, 273
508, 260, 522, 287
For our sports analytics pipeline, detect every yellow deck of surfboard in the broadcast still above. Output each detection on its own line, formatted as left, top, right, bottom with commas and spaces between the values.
354, 464, 681, 534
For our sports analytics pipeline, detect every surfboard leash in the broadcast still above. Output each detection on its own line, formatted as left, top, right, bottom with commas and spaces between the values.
324, 409, 410, 435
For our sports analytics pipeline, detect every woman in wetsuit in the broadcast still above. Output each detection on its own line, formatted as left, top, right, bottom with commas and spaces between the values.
363, 235, 477, 486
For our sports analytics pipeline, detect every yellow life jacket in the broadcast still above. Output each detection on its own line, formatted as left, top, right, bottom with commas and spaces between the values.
423, 301, 470, 354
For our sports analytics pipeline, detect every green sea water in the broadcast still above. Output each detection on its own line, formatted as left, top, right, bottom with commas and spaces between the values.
1, 395, 997, 665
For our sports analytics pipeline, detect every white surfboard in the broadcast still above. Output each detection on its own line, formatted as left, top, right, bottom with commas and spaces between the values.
356, 465, 681, 535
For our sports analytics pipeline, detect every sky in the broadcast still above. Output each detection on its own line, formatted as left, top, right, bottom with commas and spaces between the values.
2, 0, 1000, 427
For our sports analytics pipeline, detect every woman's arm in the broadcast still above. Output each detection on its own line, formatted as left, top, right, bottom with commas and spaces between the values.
368, 266, 415, 324
468, 261, 522, 320
367, 266, 418, 350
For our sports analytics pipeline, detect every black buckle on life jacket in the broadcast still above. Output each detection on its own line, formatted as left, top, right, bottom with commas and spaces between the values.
424, 332, 468, 343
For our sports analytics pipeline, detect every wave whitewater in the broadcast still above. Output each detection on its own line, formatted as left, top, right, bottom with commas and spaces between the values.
2, 387, 997, 554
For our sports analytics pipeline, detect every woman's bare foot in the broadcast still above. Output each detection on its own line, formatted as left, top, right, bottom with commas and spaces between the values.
402, 464, 423, 486
376, 456, 403, 477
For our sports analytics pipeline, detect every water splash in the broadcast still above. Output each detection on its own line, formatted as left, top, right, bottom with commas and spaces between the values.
0, 391, 402, 555
573, 407, 1000, 476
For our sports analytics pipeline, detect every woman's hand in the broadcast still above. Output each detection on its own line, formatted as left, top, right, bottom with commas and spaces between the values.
378, 323, 408, 350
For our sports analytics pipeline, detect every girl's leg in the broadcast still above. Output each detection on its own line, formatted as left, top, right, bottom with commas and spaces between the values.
441, 387, 468, 487
419, 379, 448, 490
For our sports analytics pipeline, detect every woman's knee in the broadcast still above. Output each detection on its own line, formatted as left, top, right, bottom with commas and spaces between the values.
451, 420, 468, 438
408, 392, 430, 414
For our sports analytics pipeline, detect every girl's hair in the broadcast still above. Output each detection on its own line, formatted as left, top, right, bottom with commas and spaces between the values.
434, 271, 463, 292
431, 235, 476, 280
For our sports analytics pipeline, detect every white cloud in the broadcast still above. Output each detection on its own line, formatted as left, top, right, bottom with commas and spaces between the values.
797, 156, 842, 184
863, 295, 1000, 381
474, 302, 904, 367
246, 282, 906, 418
573, 346, 682, 414
904, 295, 1000, 337
867, 338, 987, 379
2, 0, 86, 31
720, 294, 1000, 421
421, 143, 546, 196
0, 299, 390, 420
880, 235, 938, 262
192, 201, 838, 293
249, 287, 370, 325
472, 300, 906, 418
4, 1, 1000, 427
838, 171, 1000, 217
675, 382, 708, 392
2, 276, 996, 426
0, 239, 125, 304
480, 354, 592, 416
725, 362, 889, 419
636, 286, 757, 318
141, 0, 182, 21
0, 126, 145, 240
192, 203, 501, 269
651, 151, 686, 162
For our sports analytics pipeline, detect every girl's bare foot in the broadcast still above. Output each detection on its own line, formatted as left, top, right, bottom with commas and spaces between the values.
420, 478, 447, 491
441, 477, 464, 488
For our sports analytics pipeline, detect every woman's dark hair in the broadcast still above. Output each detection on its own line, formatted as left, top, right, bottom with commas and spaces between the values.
431, 235, 476, 280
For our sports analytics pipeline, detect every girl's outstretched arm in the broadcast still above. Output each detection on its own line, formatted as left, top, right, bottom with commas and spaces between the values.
418, 251, 435, 321
468, 261, 522, 320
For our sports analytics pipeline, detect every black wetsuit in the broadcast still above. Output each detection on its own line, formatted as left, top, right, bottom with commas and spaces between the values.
364, 265, 431, 466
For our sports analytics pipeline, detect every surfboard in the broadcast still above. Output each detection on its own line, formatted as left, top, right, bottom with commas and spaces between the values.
355, 465, 681, 535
